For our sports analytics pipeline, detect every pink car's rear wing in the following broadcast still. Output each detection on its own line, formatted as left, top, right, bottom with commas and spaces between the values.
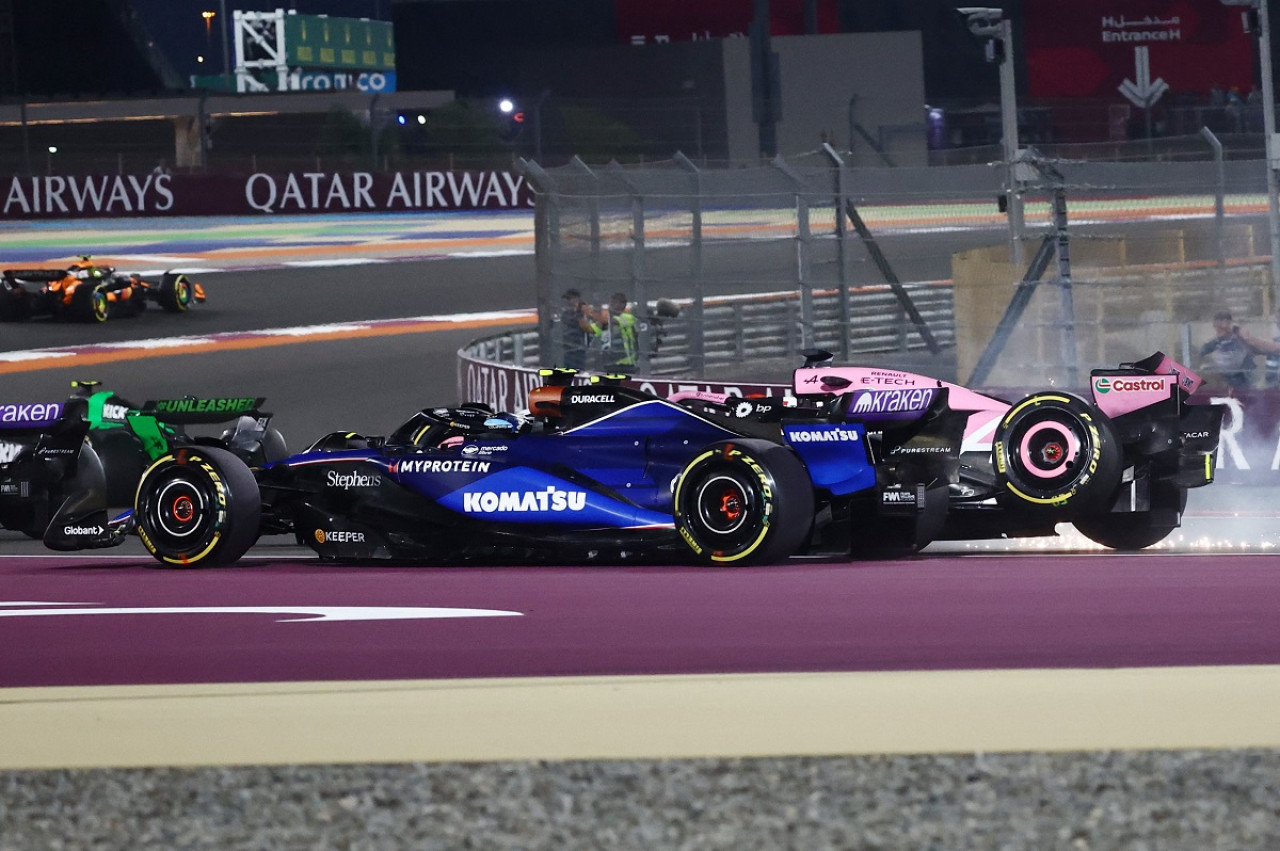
1089, 354, 1203, 420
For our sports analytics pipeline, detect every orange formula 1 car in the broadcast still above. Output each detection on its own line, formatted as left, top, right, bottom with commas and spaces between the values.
0, 257, 205, 323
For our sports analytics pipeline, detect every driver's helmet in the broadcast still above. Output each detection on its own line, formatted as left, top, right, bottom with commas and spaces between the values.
483, 413, 523, 433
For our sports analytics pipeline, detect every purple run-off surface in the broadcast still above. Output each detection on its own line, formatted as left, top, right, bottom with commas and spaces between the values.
1, 552, 1278, 689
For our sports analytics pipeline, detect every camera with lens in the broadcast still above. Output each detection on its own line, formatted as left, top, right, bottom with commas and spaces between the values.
642, 298, 681, 354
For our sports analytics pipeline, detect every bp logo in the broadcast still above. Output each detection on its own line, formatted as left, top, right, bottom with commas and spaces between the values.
1095, 378, 1111, 394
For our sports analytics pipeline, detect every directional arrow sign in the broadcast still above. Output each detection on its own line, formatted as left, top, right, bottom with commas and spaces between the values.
1118, 46, 1169, 108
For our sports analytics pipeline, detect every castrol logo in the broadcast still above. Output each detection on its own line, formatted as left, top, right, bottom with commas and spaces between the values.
1094, 377, 1166, 394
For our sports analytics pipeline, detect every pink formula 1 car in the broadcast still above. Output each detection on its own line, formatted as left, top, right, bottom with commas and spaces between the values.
675, 351, 1226, 553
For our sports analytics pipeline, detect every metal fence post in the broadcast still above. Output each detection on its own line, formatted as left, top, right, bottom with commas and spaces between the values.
516, 158, 559, 367
773, 155, 814, 353
674, 151, 706, 375
835, 169, 941, 355
1033, 154, 1078, 387
568, 156, 601, 303
1050, 181, 1078, 387
607, 163, 650, 374
1199, 126, 1227, 268
1255, 0, 1280, 303
820, 143, 852, 361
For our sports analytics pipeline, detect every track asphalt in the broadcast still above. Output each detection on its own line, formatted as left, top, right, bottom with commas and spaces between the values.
0, 210, 538, 270
1, 193, 1267, 271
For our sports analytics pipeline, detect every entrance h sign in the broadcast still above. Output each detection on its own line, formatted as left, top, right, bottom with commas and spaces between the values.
1118, 45, 1169, 108
1025, 1, 1250, 100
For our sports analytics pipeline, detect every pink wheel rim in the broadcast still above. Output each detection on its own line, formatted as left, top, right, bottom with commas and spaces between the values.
1018, 420, 1080, 479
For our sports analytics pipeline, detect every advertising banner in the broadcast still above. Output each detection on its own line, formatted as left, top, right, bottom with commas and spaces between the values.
1024, 0, 1252, 99
0, 170, 533, 219
1203, 390, 1280, 486
288, 70, 396, 92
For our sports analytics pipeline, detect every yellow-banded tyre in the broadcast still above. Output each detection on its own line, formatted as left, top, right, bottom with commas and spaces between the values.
674, 439, 813, 566
135, 446, 261, 567
0, 287, 31, 321
994, 393, 1121, 514
71, 283, 109, 323
157, 273, 193, 313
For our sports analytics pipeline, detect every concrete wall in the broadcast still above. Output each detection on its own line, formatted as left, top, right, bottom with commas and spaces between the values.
724, 31, 927, 166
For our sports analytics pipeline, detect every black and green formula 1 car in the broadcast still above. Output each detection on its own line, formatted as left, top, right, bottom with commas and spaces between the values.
0, 382, 284, 544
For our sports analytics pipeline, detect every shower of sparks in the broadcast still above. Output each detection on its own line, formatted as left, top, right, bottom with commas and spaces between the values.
941, 519, 1280, 555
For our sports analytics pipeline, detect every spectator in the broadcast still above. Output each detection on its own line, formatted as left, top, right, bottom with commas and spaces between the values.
1227, 86, 1245, 132
1238, 306, 1280, 388
1198, 310, 1256, 390
1246, 86, 1265, 132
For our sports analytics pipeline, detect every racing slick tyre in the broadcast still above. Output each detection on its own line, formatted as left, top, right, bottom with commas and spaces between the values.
218, 424, 288, 466
70, 283, 109, 323
135, 446, 261, 567
0, 288, 30, 321
994, 393, 1122, 515
157, 273, 194, 313
1072, 482, 1188, 550
673, 439, 813, 566
260, 427, 288, 463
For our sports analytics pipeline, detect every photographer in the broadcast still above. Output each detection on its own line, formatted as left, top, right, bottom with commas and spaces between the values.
559, 288, 600, 370
1237, 306, 1280, 388
1198, 310, 1257, 390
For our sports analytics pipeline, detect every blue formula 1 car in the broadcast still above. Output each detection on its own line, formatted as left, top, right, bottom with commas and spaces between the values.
49, 366, 967, 567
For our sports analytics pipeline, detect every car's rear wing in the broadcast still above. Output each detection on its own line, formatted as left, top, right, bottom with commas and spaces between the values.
136, 397, 269, 425
2, 269, 67, 283
1089, 351, 1203, 419
125, 397, 273, 462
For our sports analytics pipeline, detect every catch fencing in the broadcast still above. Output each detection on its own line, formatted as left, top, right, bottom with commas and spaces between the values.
505, 142, 1276, 390
454, 145, 1280, 488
